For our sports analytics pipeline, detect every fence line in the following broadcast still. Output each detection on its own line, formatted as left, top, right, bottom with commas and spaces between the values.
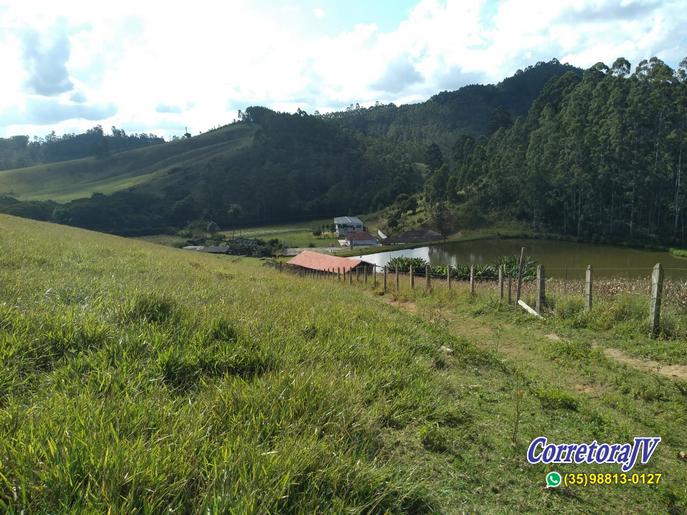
266, 253, 681, 339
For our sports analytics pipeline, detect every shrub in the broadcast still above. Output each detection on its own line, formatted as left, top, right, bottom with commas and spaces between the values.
386, 255, 537, 282
534, 388, 578, 411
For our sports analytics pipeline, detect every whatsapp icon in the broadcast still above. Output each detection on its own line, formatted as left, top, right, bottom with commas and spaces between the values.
546, 471, 562, 488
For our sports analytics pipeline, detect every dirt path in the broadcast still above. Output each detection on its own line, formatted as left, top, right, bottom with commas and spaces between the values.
602, 347, 687, 380
383, 296, 687, 383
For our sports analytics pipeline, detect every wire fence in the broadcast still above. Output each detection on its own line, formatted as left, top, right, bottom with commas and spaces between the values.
265, 253, 687, 337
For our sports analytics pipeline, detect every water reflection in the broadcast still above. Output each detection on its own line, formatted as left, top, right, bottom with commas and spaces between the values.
355, 238, 687, 279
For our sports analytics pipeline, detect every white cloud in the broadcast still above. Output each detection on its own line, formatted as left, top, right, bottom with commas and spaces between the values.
0, 0, 685, 138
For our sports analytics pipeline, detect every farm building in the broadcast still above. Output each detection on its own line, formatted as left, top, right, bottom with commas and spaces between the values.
288, 250, 367, 273
343, 231, 380, 248
334, 216, 364, 236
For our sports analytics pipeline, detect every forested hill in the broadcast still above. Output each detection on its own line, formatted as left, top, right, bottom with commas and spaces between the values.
322, 59, 580, 147
429, 57, 687, 245
1, 56, 686, 246
0, 107, 421, 234
0, 60, 579, 236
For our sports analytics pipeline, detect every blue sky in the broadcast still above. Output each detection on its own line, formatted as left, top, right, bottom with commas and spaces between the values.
0, 0, 685, 139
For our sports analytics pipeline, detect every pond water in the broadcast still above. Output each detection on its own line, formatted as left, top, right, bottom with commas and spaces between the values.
355, 238, 687, 280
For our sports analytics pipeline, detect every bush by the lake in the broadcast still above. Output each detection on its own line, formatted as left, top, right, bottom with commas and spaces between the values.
385, 255, 537, 281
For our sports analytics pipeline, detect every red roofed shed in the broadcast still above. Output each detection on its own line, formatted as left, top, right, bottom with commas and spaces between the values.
288, 250, 364, 273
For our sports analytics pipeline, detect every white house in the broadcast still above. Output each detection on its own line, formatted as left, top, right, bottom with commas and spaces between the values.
334, 216, 364, 236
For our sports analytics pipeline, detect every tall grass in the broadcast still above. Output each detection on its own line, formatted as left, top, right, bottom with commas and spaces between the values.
1, 214, 686, 513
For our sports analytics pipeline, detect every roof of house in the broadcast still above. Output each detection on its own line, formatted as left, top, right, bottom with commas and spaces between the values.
288, 250, 362, 272
345, 230, 378, 242
334, 216, 363, 225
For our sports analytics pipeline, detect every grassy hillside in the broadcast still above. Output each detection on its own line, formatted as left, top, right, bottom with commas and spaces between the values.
0, 124, 256, 202
1, 214, 685, 512
0, 109, 420, 234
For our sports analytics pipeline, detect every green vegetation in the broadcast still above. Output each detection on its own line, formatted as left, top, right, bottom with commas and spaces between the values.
224, 220, 340, 248
670, 248, 687, 259
385, 255, 537, 280
427, 56, 687, 246
0, 109, 420, 235
2, 57, 687, 249
0, 125, 252, 202
0, 62, 579, 238
324, 59, 580, 145
0, 126, 164, 171
1, 214, 686, 512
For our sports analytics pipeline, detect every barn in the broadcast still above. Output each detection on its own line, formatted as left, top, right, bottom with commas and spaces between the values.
288, 250, 367, 273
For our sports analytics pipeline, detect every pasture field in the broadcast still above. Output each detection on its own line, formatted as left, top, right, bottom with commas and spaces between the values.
0, 124, 255, 202
0, 214, 685, 513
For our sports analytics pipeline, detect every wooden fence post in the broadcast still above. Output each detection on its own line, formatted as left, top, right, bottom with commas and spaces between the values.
364, 266, 368, 283
498, 265, 504, 301
447, 266, 451, 290
516, 247, 525, 301
349, 269, 353, 284
585, 265, 593, 311
337, 267, 341, 280
410, 266, 415, 289
650, 263, 664, 338
383, 266, 387, 293
356, 267, 360, 282
425, 265, 431, 290
507, 275, 512, 304
535, 265, 545, 314
373, 265, 377, 287
469, 264, 475, 294
395, 266, 400, 290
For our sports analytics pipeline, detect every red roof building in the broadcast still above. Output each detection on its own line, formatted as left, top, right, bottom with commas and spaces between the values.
288, 250, 363, 272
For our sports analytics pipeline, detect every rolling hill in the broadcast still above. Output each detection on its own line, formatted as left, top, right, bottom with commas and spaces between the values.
1, 213, 685, 512
0, 60, 582, 235
0, 123, 256, 202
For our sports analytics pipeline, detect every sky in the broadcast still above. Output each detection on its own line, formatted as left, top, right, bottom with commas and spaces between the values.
0, 0, 685, 139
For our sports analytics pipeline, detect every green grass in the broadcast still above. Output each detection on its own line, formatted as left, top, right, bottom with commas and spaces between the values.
223, 219, 339, 248
0, 124, 255, 202
133, 234, 188, 247
1, 214, 686, 512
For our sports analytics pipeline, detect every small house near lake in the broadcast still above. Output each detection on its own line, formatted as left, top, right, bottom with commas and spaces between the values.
288, 250, 368, 273
343, 230, 380, 248
334, 216, 364, 236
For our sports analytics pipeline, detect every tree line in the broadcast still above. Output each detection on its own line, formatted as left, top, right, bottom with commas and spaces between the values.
0, 126, 164, 170
424, 57, 687, 245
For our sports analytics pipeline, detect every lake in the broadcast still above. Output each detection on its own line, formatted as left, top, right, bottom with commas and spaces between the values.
355, 238, 687, 279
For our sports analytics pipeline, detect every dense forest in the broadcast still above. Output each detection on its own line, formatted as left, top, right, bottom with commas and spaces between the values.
424, 57, 687, 245
323, 59, 580, 147
0, 126, 164, 170
1, 57, 686, 245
